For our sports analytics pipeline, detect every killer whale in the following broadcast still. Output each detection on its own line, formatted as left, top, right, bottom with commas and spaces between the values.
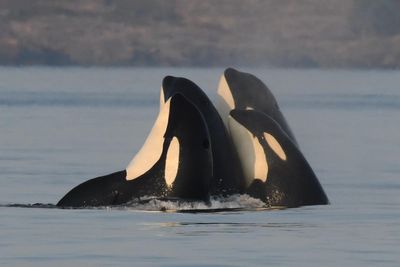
229, 109, 329, 207
217, 67, 298, 145
158, 76, 245, 195
57, 69, 328, 209
57, 93, 213, 207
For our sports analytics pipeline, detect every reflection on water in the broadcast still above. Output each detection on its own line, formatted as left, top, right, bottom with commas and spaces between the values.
135, 220, 316, 237
145, 221, 314, 235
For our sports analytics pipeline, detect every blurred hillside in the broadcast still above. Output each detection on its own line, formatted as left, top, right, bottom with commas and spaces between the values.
0, 0, 400, 68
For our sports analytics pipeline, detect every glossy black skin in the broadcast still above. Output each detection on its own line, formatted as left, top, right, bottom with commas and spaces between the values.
162, 76, 245, 195
230, 110, 329, 208
224, 68, 298, 146
57, 94, 213, 207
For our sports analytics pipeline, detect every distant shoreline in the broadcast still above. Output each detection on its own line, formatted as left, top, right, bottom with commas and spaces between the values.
1, 1, 400, 69
0, 64, 398, 71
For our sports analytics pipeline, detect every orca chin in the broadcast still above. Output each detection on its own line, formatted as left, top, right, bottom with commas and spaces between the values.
58, 68, 328, 209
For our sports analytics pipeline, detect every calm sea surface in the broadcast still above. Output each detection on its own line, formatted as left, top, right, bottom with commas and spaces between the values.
0, 67, 399, 266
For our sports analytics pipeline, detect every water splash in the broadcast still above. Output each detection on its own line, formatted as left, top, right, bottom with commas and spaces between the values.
123, 194, 269, 212
1, 194, 283, 212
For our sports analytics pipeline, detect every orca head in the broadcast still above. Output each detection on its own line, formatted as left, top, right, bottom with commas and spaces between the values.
217, 68, 278, 126
161, 76, 213, 111
229, 109, 329, 207
228, 109, 288, 189
217, 68, 298, 145
126, 93, 213, 201
162, 75, 245, 195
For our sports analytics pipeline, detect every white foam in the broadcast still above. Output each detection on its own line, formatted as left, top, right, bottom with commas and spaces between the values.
122, 194, 267, 212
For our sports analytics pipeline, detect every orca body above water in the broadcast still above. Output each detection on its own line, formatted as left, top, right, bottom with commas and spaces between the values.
160, 76, 244, 195
58, 94, 214, 206
229, 110, 329, 207
215, 68, 328, 207
58, 68, 328, 208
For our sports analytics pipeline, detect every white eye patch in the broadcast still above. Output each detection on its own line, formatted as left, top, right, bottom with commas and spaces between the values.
164, 137, 180, 187
263, 132, 287, 161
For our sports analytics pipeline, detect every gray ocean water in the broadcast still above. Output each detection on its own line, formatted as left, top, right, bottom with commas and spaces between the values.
0, 67, 399, 266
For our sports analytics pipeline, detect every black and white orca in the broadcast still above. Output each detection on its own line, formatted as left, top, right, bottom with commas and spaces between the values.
229, 109, 329, 207
58, 69, 328, 209
159, 76, 245, 195
57, 93, 213, 207
217, 67, 298, 145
